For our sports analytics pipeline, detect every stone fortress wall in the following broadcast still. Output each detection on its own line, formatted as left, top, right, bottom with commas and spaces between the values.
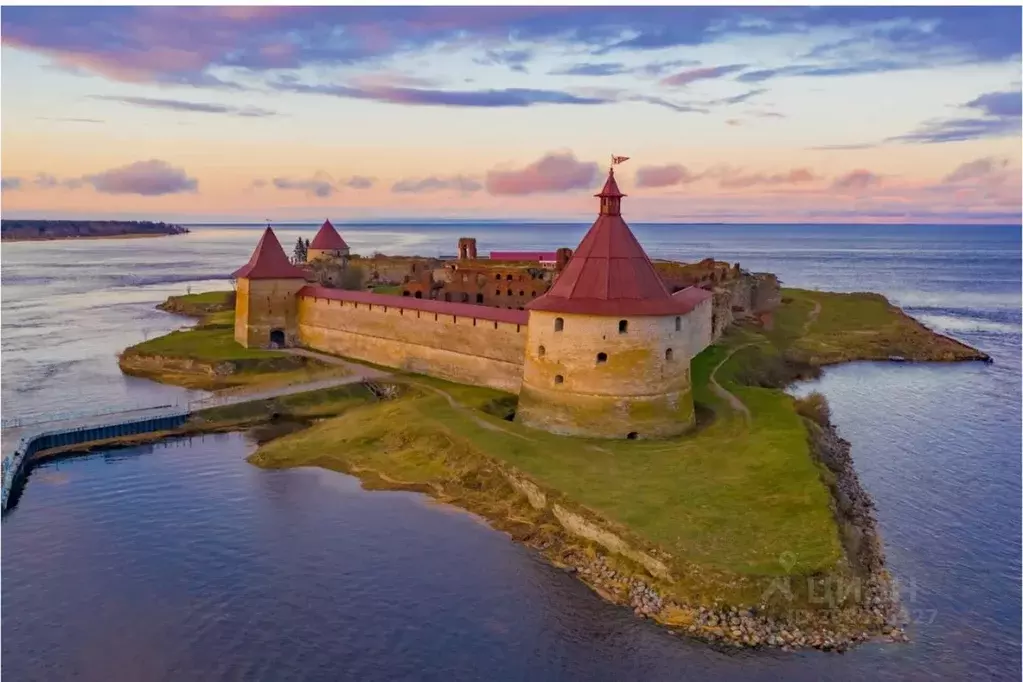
295, 287, 529, 392
236, 220, 781, 421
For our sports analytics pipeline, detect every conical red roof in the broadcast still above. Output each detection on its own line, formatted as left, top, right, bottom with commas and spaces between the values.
309, 219, 348, 250
232, 226, 308, 280
527, 169, 702, 316
596, 169, 624, 198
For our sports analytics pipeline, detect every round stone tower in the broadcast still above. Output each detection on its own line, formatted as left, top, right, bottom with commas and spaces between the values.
515, 167, 708, 439
232, 226, 308, 349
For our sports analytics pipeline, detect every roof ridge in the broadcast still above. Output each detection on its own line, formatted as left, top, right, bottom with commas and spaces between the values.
232, 226, 307, 280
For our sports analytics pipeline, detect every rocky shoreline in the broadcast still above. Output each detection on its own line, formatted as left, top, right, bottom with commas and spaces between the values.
503, 417, 908, 653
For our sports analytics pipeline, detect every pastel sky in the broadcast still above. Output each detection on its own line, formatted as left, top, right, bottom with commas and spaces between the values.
1, 6, 1021, 224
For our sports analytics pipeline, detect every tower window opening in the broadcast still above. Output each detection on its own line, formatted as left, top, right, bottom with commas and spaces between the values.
626, 432, 639, 440
554, 374, 564, 385
506, 274, 513, 281
476, 293, 484, 303
596, 352, 607, 364
618, 320, 628, 334
519, 290, 524, 296
495, 274, 501, 280
507, 289, 513, 296
554, 317, 564, 332
538, 345, 546, 357
675, 316, 681, 331
495, 290, 501, 296
665, 348, 674, 361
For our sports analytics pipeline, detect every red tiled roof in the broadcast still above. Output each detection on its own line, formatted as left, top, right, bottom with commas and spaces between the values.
671, 286, 714, 307
309, 219, 348, 250
489, 251, 558, 261
527, 169, 701, 317
232, 227, 308, 280
299, 285, 530, 325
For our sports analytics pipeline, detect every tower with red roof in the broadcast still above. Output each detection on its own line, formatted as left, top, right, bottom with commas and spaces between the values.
308, 219, 350, 261
515, 167, 713, 439
232, 225, 309, 348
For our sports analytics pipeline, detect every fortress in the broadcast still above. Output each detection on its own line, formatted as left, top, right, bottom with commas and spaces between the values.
232, 167, 779, 439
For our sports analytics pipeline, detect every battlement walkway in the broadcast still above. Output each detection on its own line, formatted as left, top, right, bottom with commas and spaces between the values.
2, 352, 389, 513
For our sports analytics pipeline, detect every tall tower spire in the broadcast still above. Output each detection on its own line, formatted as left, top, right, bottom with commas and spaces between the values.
596, 159, 627, 216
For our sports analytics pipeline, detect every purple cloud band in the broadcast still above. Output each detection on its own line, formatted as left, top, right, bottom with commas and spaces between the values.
3, 160, 197, 196
2, 7, 1017, 94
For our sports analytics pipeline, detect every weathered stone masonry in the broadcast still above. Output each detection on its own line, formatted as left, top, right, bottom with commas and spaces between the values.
297, 288, 528, 393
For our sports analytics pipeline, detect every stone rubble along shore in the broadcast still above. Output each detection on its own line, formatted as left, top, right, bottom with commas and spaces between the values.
522, 419, 909, 653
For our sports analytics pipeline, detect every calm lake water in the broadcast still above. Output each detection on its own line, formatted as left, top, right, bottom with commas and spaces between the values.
2, 223, 1020, 680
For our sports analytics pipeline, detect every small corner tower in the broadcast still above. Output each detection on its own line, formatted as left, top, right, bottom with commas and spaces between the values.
516, 162, 711, 439
308, 219, 350, 261
232, 226, 309, 348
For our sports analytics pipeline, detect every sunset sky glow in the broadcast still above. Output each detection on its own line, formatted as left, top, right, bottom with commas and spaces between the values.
1, 5, 1021, 224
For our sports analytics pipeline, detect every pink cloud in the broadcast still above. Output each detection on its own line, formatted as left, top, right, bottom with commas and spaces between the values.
635, 164, 700, 188
486, 152, 598, 195
832, 169, 883, 191
710, 166, 819, 188
660, 64, 746, 86
942, 156, 1012, 184
85, 160, 197, 196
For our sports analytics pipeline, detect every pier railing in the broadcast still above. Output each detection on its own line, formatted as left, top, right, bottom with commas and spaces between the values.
2, 404, 179, 430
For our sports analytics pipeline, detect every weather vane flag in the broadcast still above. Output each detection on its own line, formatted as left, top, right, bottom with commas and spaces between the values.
611, 155, 630, 166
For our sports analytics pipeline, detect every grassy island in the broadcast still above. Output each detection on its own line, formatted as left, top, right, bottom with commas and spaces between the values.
119, 291, 347, 390
109, 286, 988, 651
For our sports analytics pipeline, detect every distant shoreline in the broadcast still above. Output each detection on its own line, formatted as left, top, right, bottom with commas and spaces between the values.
3, 233, 173, 243
1, 219, 189, 242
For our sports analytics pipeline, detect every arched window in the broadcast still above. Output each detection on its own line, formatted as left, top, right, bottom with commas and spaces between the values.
402, 290, 410, 297
538, 345, 546, 357
675, 316, 681, 331
506, 274, 513, 281
554, 317, 564, 332
531, 291, 536, 297
414, 291, 422, 299
554, 374, 564, 385
665, 348, 674, 361
495, 274, 501, 280
518, 290, 524, 296
507, 289, 513, 296
495, 289, 501, 296
596, 352, 607, 364
618, 319, 628, 334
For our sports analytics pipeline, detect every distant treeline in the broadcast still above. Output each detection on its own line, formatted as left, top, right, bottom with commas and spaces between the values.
1, 220, 189, 241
